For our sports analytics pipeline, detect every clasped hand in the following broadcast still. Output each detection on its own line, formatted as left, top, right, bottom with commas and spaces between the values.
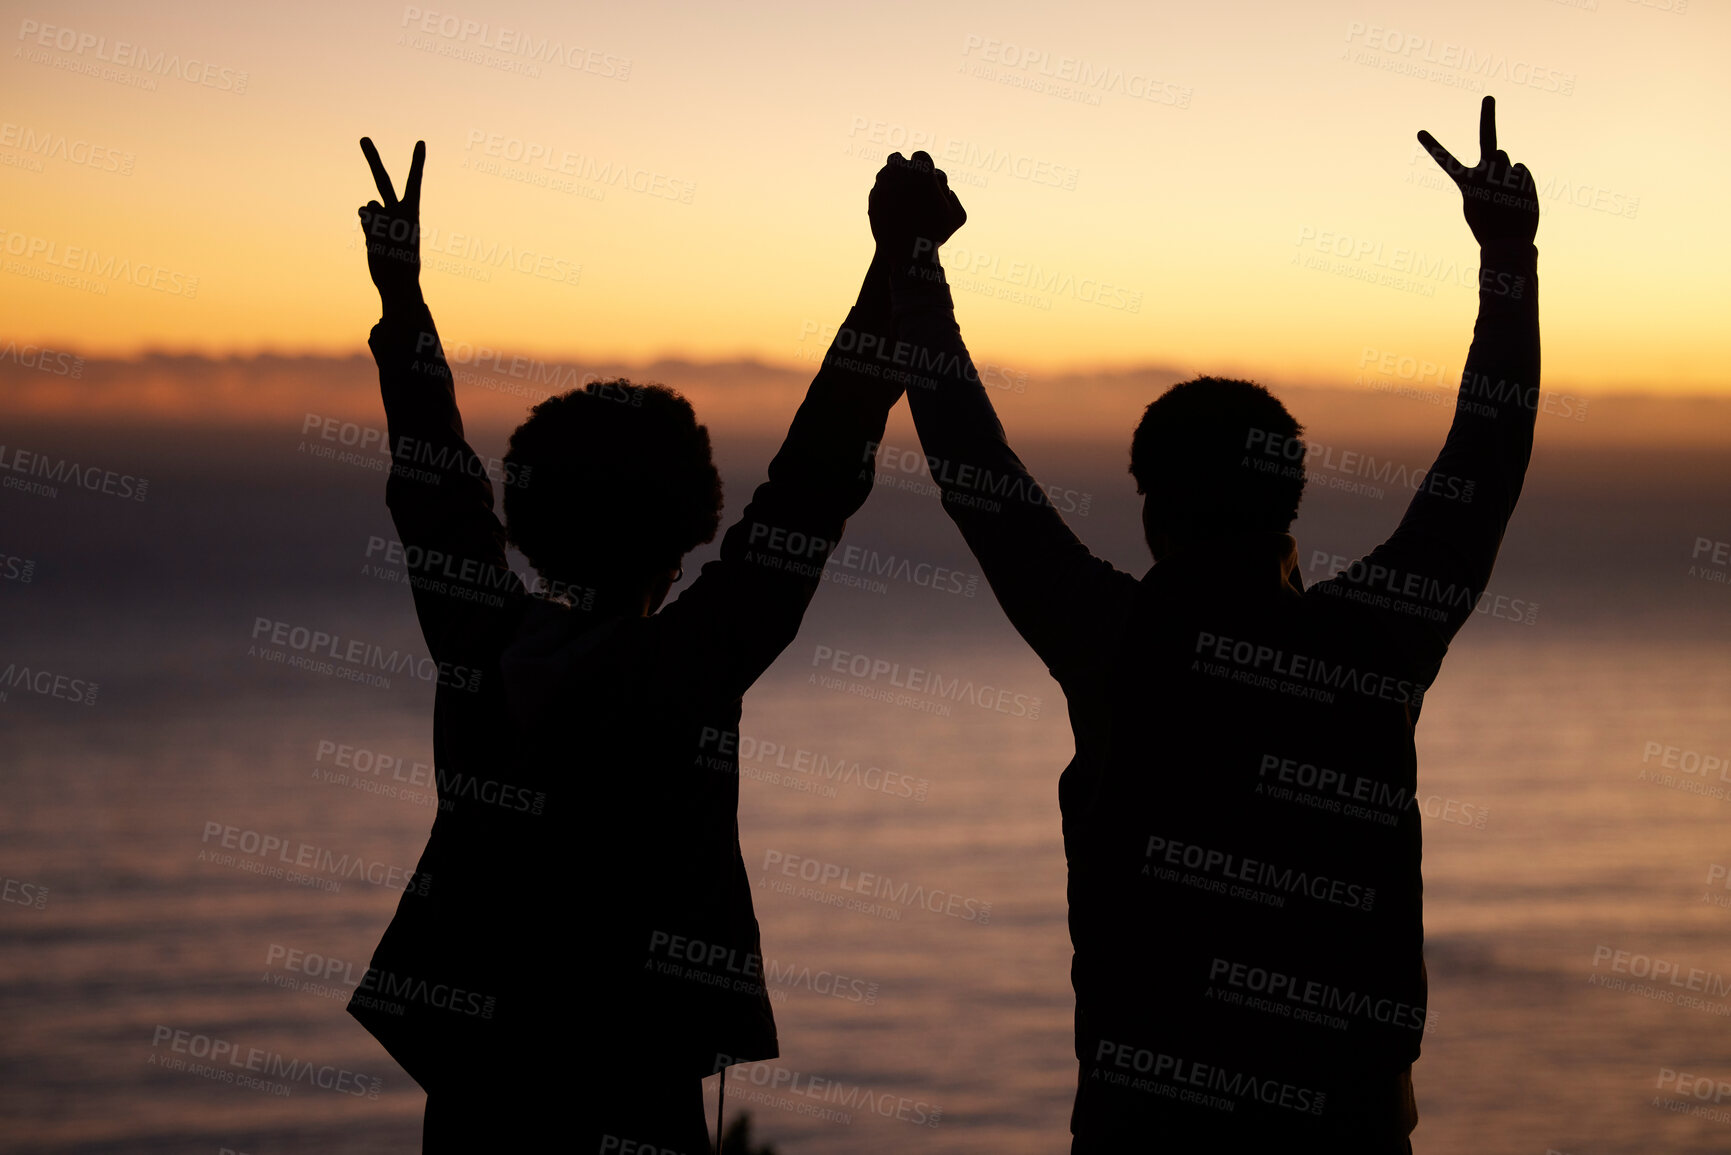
868, 150, 968, 272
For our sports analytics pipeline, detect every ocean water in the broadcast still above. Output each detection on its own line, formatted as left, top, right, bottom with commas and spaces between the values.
3, 409, 1731, 1153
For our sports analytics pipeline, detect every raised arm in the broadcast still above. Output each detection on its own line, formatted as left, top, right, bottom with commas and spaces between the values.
876, 153, 1137, 679
358, 139, 522, 666
1313, 97, 1541, 681
645, 238, 907, 705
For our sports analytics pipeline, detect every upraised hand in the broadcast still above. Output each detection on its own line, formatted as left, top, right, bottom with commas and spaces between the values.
1417, 96, 1539, 248
358, 137, 426, 304
869, 150, 967, 270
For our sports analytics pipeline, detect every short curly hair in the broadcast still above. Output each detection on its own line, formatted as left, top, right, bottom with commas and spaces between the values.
1129, 376, 1306, 534
502, 379, 723, 587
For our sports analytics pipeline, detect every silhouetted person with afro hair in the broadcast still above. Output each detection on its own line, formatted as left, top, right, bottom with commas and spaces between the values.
349, 137, 912, 1151
502, 381, 724, 603
874, 97, 1540, 1152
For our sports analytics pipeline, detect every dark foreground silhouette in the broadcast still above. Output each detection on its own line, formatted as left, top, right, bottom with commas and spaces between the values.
873, 97, 1540, 1150
348, 139, 907, 1149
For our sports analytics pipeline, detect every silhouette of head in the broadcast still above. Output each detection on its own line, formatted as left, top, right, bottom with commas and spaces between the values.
503, 380, 723, 608
1129, 377, 1306, 562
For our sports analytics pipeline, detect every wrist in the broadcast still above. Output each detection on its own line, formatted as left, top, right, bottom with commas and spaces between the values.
1479, 239, 1538, 264
1476, 240, 1537, 305
379, 285, 426, 324
881, 249, 946, 292
878, 231, 943, 262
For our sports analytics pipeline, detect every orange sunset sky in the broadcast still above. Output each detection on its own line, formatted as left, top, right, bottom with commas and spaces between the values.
1, 0, 1725, 395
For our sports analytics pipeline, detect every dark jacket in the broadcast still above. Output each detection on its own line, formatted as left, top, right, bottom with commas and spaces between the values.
348, 296, 902, 1091
890, 242, 1539, 1146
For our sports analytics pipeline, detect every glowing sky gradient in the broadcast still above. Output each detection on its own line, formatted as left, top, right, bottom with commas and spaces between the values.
1, 0, 1726, 394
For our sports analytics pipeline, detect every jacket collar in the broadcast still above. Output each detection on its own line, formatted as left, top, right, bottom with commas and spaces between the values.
1145, 531, 1305, 596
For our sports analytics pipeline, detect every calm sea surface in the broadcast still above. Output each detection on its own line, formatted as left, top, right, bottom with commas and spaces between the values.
3, 414, 1730, 1152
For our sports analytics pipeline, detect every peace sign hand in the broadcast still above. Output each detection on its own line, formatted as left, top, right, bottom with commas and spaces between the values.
357, 137, 426, 303
1417, 96, 1538, 248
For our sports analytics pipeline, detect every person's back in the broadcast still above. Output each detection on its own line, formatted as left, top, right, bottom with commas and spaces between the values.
346, 137, 910, 1149
496, 595, 787, 1073
1064, 534, 1428, 1143
355, 594, 783, 1098
871, 97, 1540, 1149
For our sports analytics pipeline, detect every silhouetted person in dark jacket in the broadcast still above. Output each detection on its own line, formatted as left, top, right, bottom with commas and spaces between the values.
872, 97, 1540, 1151
349, 138, 910, 1151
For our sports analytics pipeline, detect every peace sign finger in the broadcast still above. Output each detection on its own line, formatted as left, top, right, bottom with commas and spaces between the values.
360, 137, 398, 207
1416, 129, 1468, 187
403, 141, 426, 212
